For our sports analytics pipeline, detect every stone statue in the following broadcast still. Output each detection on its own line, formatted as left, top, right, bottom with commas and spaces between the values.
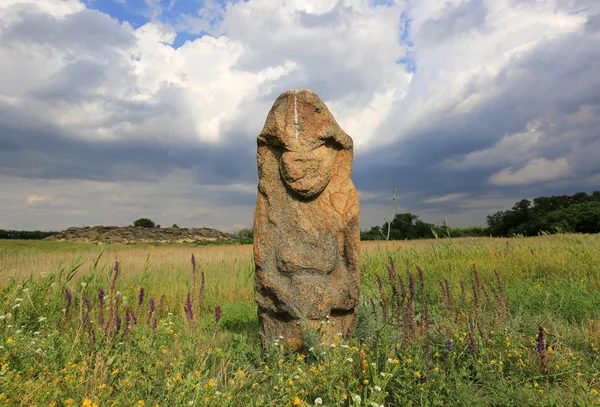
253, 88, 360, 346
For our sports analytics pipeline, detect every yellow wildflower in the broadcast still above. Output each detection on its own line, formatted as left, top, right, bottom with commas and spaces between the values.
137, 401, 145, 406
65, 399, 74, 406
406, 358, 413, 364
252, 383, 258, 389
433, 367, 439, 373
208, 378, 217, 387
414, 371, 421, 378
293, 396, 301, 405
6, 338, 14, 344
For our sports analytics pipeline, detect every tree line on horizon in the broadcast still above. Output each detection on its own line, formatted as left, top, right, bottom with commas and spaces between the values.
2, 191, 598, 240
361, 190, 600, 240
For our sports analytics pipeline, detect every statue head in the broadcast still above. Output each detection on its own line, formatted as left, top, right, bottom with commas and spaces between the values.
257, 89, 353, 199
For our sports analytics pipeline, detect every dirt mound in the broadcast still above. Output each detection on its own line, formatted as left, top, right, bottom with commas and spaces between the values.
45, 226, 233, 244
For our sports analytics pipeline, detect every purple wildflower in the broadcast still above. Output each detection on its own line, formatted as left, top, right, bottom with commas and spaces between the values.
397, 273, 406, 302
152, 318, 157, 330
115, 315, 122, 334
185, 293, 193, 320
387, 257, 396, 281
445, 339, 453, 351
215, 305, 221, 324
82, 296, 91, 325
98, 288, 106, 327
191, 254, 197, 303
407, 269, 415, 300
537, 326, 548, 375
110, 261, 120, 293
137, 287, 145, 306
147, 298, 155, 326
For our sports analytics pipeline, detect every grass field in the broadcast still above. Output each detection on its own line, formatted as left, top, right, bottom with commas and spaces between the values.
1, 234, 600, 406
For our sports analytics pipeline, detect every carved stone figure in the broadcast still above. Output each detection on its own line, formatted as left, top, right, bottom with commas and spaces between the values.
253, 88, 360, 346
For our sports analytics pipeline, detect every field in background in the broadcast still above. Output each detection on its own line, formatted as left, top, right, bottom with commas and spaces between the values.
1, 235, 600, 406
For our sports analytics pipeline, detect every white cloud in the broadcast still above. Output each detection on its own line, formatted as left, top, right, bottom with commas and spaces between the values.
423, 193, 465, 203
489, 157, 572, 186
26, 194, 53, 205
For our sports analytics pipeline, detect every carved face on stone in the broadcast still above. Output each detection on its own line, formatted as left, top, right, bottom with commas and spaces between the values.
279, 143, 336, 199
257, 89, 353, 199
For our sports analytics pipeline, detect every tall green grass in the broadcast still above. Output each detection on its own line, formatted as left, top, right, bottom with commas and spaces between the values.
0, 234, 599, 406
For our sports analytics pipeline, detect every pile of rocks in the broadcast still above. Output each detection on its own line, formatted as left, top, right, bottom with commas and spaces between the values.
45, 226, 233, 244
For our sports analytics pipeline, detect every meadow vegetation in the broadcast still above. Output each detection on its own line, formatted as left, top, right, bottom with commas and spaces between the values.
1, 235, 600, 406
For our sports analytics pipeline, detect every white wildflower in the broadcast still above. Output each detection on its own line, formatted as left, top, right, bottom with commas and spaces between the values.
38, 316, 47, 322
22, 288, 29, 292
12, 303, 20, 309
374, 385, 382, 392
15, 298, 24, 302
314, 397, 323, 405
353, 394, 361, 404
215, 391, 222, 395
15, 330, 22, 334
346, 358, 354, 363
387, 358, 394, 364
81, 282, 87, 288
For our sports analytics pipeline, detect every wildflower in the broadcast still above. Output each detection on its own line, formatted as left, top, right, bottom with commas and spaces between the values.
374, 385, 382, 391
208, 378, 216, 387
38, 316, 47, 322
137, 401, 145, 406
185, 293, 193, 320
293, 396, 301, 405
347, 358, 354, 363
445, 339, 453, 351
64, 288, 73, 320
110, 261, 120, 292
215, 306, 221, 324
65, 399, 74, 405
414, 371, 421, 378
592, 389, 598, 396
6, 338, 14, 344
314, 398, 323, 405
82, 398, 96, 407
406, 358, 413, 364
353, 394, 361, 404
433, 367, 439, 373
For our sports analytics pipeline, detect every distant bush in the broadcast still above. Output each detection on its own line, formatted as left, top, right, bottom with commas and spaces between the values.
235, 228, 254, 239
134, 218, 157, 228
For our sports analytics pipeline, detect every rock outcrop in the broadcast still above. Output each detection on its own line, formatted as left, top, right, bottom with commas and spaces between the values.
45, 226, 233, 244
253, 88, 361, 346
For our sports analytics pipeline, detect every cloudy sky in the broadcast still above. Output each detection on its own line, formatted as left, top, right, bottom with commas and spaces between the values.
1, 0, 599, 232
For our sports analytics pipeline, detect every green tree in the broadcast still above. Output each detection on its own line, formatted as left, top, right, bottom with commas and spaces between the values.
133, 218, 156, 228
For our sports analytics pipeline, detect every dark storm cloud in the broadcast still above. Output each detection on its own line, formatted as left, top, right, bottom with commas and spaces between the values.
353, 23, 600, 214
0, 104, 257, 185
